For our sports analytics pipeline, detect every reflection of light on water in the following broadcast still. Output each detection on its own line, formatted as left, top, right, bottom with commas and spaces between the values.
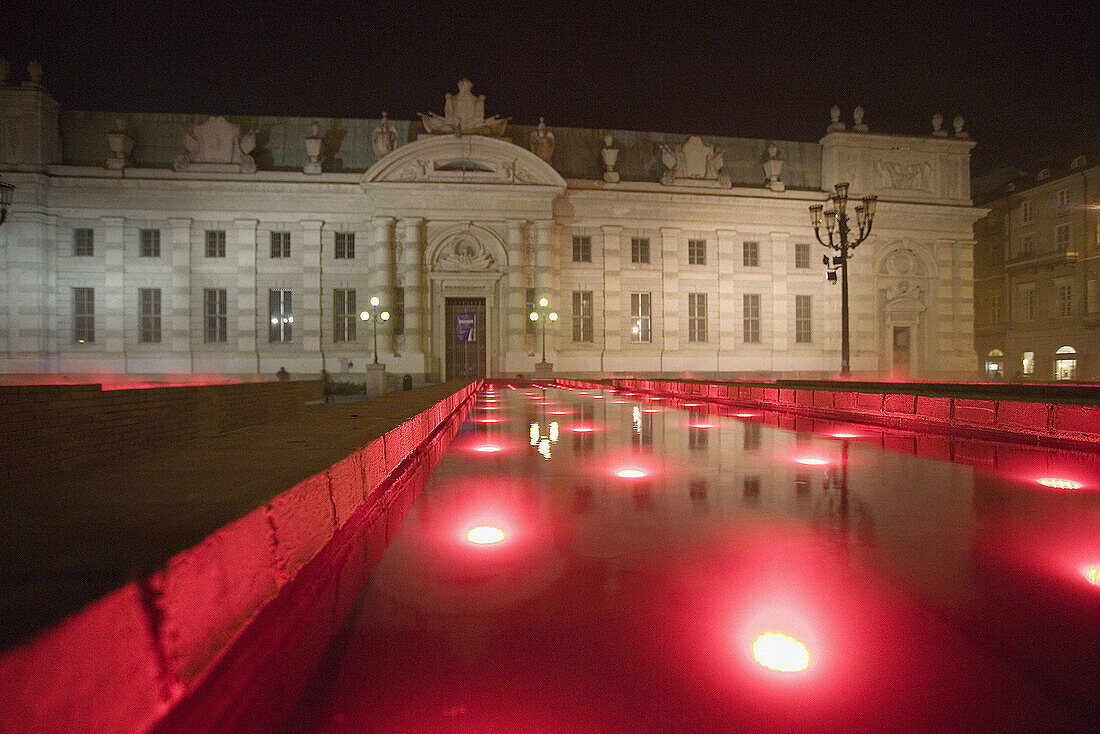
1084, 565, 1100, 586
530, 423, 539, 445
734, 413, 758, 418
796, 457, 828, 466
683, 402, 701, 407
642, 407, 662, 413
571, 426, 594, 433
616, 468, 646, 479
1037, 477, 1084, 490
752, 632, 810, 672
473, 445, 501, 453
549, 421, 559, 443
467, 526, 505, 545
831, 433, 859, 439
538, 439, 552, 460
689, 423, 715, 429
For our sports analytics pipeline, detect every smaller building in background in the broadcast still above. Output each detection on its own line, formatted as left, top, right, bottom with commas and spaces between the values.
973, 152, 1100, 380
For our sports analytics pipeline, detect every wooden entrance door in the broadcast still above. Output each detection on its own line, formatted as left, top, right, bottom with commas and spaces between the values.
445, 297, 487, 380
892, 326, 911, 373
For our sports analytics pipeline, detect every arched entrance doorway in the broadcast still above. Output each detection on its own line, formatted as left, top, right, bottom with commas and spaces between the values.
1054, 346, 1077, 380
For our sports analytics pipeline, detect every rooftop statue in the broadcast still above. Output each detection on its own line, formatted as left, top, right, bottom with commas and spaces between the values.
372, 112, 398, 157
418, 79, 510, 136
529, 117, 555, 163
173, 116, 256, 173
660, 135, 729, 187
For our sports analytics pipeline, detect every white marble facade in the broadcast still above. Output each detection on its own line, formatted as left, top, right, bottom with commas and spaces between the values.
0, 73, 984, 381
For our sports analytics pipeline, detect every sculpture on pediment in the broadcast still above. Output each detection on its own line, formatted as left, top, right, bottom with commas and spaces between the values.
418, 79, 510, 136
529, 117, 555, 163
931, 113, 947, 137
852, 106, 869, 132
952, 115, 968, 139
435, 234, 496, 271
601, 134, 620, 183
874, 159, 932, 191
883, 280, 925, 305
303, 121, 323, 174
106, 118, 133, 171
372, 112, 397, 157
173, 116, 256, 173
660, 136, 729, 187
500, 158, 539, 184
828, 105, 846, 132
762, 143, 785, 192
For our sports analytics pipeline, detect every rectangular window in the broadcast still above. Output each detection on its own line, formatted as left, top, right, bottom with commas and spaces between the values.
1020, 234, 1035, 256
630, 292, 651, 343
73, 288, 95, 343
688, 239, 706, 265
688, 293, 707, 343
140, 229, 161, 258
205, 230, 226, 258
138, 288, 161, 343
334, 232, 355, 259
572, 291, 593, 342
203, 288, 228, 343
1057, 188, 1069, 209
743, 241, 759, 267
631, 237, 650, 264
270, 231, 291, 258
1055, 223, 1071, 253
743, 293, 761, 343
526, 287, 536, 335
333, 289, 356, 342
1022, 200, 1033, 224
795, 295, 812, 343
1022, 351, 1035, 375
74, 228, 94, 257
394, 287, 405, 336
572, 236, 592, 263
795, 243, 810, 269
269, 289, 293, 342
989, 294, 1003, 324
1057, 284, 1072, 317
1022, 288, 1035, 321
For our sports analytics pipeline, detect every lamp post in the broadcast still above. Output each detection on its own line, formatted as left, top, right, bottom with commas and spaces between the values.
0, 176, 14, 227
809, 183, 877, 376
358, 296, 390, 364
528, 296, 558, 366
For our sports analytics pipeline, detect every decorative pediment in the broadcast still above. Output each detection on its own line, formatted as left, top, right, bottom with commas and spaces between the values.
361, 134, 566, 187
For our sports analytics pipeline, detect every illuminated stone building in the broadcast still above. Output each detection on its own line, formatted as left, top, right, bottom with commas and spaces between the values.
1, 66, 983, 382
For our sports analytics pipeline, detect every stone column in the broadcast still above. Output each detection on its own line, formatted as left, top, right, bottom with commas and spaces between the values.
716, 229, 738, 371
400, 217, 426, 354
300, 220, 324, 360
370, 216, 397, 356
660, 227, 681, 359
506, 219, 528, 356
167, 218, 191, 358
100, 216, 125, 357
234, 219, 258, 360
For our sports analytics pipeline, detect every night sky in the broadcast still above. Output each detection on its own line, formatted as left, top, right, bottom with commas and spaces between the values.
4, 1, 1097, 174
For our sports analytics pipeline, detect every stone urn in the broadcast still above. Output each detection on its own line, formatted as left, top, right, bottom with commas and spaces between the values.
763, 143, 785, 192
105, 118, 133, 170
601, 134, 620, 183
238, 128, 257, 173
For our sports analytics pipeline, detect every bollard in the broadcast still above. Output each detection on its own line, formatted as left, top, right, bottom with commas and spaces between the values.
403, 374, 413, 391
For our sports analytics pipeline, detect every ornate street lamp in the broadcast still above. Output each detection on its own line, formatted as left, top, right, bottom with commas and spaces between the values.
809, 183, 877, 376
0, 176, 14, 227
358, 296, 390, 364
528, 296, 558, 366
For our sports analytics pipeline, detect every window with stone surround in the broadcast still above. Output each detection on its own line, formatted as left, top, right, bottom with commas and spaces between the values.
138, 288, 161, 343
630, 292, 651, 343
335, 232, 355, 259
572, 236, 592, 263
795, 295, 812, 343
1022, 200, 1033, 224
743, 294, 761, 343
989, 294, 1003, 324
333, 289, 356, 342
140, 229, 161, 258
631, 237, 650, 264
743, 241, 760, 267
205, 230, 226, 258
1056, 188, 1069, 211
203, 288, 228, 343
572, 291, 593, 342
1020, 286, 1036, 322
795, 243, 810, 269
74, 228, 94, 257
688, 293, 707, 342
269, 289, 293, 342
73, 288, 95, 343
1017, 234, 1035, 258
1055, 223, 1072, 254
688, 239, 706, 265
1057, 283, 1073, 317
271, 231, 291, 258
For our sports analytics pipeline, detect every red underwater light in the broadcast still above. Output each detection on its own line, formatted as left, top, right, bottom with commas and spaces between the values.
1036, 477, 1084, 490
752, 632, 811, 673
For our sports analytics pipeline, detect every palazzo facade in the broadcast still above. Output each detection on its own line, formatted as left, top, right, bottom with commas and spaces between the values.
0, 69, 983, 382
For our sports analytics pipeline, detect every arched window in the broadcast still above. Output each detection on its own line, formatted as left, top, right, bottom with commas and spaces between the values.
985, 349, 1005, 378
1054, 346, 1077, 380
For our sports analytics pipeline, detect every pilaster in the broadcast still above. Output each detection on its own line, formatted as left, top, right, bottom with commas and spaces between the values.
300, 220, 324, 354
234, 219, 258, 355
100, 216, 125, 354
401, 217, 426, 354
661, 227, 682, 353
601, 225, 623, 353
370, 216, 397, 356
168, 218, 191, 354
716, 229, 738, 366
505, 219, 528, 354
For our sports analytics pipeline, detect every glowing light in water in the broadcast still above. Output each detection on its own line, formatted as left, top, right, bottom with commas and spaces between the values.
616, 468, 647, 479
613, 400, 628, 404
752, 632, 810, 672
473, 445, 502, 453
682, 402, 701, 407
467, 526, 505, 545
570, 426, 594, 433
1037, 477, 1083, 490
474, 417, 503, 424
1084, 565, 1100, 587
642, 407, 662, 413
689, 423, 715, 429
831, 432, 860, 439
734, 413, 758, 418
549, 422, 559, 443
530, 423, 540, 445
796, 457, 828, 466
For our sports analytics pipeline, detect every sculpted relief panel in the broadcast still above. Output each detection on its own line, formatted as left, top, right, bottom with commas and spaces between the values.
873, 159, 932, 192
433, 234, 497, 272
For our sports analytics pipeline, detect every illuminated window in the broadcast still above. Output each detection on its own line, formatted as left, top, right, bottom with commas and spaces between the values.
1021, 351, 1034, 375
743, 293, 761, 343
985, 349, 1004, 378
688, 293, 707, 343
572, 291, 593, 342
1021, 200, 1033, 224
73, 288, 95, 343
630, 292, 651, 342
795, 242, 810, 269
572, 236, 592, 263
795, 295, 812, 343
333, 288, 356, 342
270, 231, 291, 258
203, 288, 227, 343
688, 239, 706, 265
743, 241, 760, 267
73, 228, 94, 256
205, 230, 226, 258
138, 288, 161, 343
335, 231, 355, 259
269, 289, 293, 343
139, 229, 160, 257
631, 237, 650, 264
1054, 346, 1077, 380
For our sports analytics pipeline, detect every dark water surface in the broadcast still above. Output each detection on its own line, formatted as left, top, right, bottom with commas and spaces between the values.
290, 384, 1100, 733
